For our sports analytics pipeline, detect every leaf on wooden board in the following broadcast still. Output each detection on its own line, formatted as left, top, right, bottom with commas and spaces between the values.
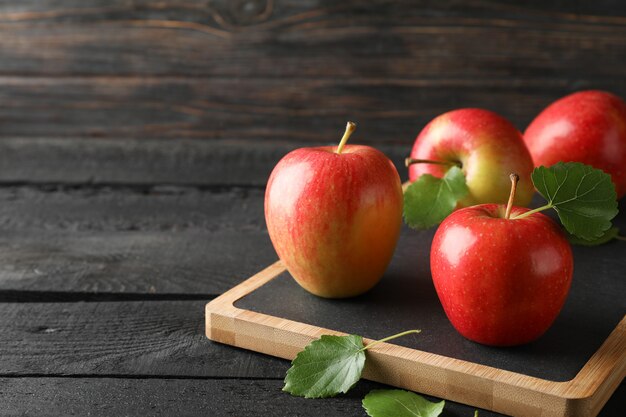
403, 166, 468, 230
283, 334, 365, 398
362, 389, 445, 417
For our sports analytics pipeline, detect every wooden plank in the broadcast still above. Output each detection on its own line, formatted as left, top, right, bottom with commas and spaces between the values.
0, 186, 266, 232
0, 77, 624, 141
1, 378, 622, 416
0, 183, 276, 295
0, 300, 288, 378
0, 377, 532, 417
0, 1, 623, 141
0, 137, 407, 185
0, 1, 624, 78
0, 230, 276, 295
0, 184, 275, 295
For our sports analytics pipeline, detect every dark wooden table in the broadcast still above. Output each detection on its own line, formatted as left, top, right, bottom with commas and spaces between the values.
0, 1, 624, 415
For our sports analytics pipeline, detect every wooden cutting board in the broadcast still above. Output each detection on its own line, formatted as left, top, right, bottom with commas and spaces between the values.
206, 224, 625, 417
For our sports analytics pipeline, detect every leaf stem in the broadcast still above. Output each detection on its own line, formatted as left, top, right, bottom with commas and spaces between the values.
511, 203, 553, 220
405, 157, 461, 168
504, 173, 519, 220
336, 121, 357, 154
359, 329, 421, 352
615, 234, 626, 241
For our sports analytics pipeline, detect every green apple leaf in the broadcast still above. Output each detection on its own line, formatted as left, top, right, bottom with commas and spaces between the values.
283, 330, 420, 398
362, 390, 445, 417
283, 334, 365, 398
566, 227, 619, 246
528, 162, 618, 241
403, 166, 468, 230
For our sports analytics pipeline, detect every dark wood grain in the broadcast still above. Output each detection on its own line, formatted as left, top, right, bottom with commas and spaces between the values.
0, 182, 278, 295
0, 377, 622, 417
0, 230, 276, 295
0, 138, 406, 185
0, 1, 624, 140
0, 377, 519, 417
0, 77, 623, 141
0, 300, 288, 377
0, 1, 624, 78
0, 185, 266, 232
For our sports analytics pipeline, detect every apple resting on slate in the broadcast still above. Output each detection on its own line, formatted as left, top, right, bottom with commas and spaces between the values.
407, 108, 535, 208
524, 90, 626, 198
430, 174, 574, 346
265, 122, 403, 298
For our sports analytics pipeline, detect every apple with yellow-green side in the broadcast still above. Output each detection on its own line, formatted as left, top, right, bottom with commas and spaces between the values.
408, 108, 535, 207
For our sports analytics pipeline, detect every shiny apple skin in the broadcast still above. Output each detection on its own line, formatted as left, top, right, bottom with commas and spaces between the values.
265, 145, 403, 298
430, 204, 573, 346
524, 90, 626, 198
409, 109, 534, 208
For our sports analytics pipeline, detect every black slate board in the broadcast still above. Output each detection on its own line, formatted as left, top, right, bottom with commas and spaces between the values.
236, 213, 626, 383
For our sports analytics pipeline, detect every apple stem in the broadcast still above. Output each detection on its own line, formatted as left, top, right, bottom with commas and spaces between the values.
511, 203, 553, 220
615, 234, 626, 241
504, 173, 519, 220
358, 329, 421, 352
336, 121, 357, 155
405, 157, 461, 168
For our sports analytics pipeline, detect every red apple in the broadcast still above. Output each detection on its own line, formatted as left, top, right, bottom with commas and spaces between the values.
265, 123, 403, 298
430, 181, 573, 346
524, 90, 626, 198
408, 109, 534, 207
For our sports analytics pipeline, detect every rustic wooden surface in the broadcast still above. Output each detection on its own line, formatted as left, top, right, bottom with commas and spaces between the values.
0, 0, 625, 415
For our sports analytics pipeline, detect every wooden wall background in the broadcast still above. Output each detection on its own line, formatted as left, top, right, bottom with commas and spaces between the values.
0, 0, 624, 184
